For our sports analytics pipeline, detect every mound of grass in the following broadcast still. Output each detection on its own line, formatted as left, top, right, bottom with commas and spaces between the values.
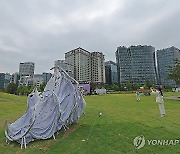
0, 92, 179, 153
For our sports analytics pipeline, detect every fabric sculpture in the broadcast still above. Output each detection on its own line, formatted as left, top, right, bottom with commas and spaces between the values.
4, 68, 86, 149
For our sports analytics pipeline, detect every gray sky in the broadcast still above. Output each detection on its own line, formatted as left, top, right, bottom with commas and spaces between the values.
0, 0, 180, 74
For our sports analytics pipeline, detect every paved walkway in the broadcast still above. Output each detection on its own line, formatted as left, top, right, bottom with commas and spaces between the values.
164, 96, 180, 100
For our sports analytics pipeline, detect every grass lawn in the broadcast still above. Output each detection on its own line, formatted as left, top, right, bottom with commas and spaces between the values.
0, 92, 179, 154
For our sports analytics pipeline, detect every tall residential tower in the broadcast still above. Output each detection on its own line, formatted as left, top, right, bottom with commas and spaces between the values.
65, 47, 105, 83
54, 60, 74, 78
19, 62, 35, 77
19, 62, 35, 86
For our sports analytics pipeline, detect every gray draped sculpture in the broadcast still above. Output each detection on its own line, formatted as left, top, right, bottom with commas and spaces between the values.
4, 67, 86, 149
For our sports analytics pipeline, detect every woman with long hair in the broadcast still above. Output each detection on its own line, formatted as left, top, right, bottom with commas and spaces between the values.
151, 87, 165, 117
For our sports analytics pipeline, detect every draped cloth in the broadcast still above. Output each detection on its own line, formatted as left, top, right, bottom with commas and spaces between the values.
4, 68, 86, 148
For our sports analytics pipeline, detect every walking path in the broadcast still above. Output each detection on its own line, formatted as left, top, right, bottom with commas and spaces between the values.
164, 96, 180, 100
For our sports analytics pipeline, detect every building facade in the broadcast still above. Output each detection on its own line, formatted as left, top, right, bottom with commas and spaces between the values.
54, 60, 74, 78
19, 62, 35, 86
116, 45, 156, 86
105, 61, 118, 84
42, 73, 52, 84
156, 46, 180, 87
65, 47, 105, 83
91, 52, 105, 83
19, 76, 33, 86
11, 72, 20, 85
0, 73, 11, 89
65, 48, 91, 82
33, 74, 43, 87
19, 62, 35, 77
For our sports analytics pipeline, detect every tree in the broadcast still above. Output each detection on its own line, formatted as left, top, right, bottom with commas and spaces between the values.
39, 82, 46, 92
28, 86, 35, 93
133, 83, 141, 90
104, 83, 119, 91
111, 83, 119, 91
168, 60, 180, 85
125, 81, 133, 91
17, 85, 29, 96
144, 80, 153, 89
6, 82, 17, 94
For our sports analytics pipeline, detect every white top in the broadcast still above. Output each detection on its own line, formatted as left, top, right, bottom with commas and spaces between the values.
151, 89, 164, 103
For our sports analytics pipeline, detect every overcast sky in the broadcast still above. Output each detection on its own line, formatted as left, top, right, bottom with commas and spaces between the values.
0, 0, 180, 74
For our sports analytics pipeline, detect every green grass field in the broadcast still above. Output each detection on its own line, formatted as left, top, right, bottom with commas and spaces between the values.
0, 92, 179, 154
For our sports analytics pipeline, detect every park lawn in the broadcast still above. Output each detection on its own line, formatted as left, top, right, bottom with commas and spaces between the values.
0, 92, 179, 154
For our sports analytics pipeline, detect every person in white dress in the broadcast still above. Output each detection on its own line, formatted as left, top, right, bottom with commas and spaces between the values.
151, 87, 165, 117
136, 90, 140, 101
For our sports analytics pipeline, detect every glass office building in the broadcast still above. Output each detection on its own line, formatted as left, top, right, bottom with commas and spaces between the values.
156, 46, 180, 87
116, 45, 156, 86
42, 73, 52, 84
105, 61, 118, 84
0, 73, 11, 89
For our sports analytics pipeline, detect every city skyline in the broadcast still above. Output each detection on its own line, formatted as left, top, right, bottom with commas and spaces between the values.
0, 45, 179, 75
0, 0, 180, 74
0, 45, 179, 89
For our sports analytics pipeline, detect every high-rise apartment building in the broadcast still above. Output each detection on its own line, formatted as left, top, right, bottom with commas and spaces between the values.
19, 62, 35, 86
19, 62, 35, 77
105, 61, 118, 84
65, 48, 91, 82
156, 46, 180, 87
116, 45, 156, 86
54, 60, 74, 78
91, 52, 105, 83
65, 47, 105, 83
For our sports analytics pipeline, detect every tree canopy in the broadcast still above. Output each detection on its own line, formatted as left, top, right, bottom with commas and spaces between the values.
168, 60, 180, 85
6, 82, 17, 94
